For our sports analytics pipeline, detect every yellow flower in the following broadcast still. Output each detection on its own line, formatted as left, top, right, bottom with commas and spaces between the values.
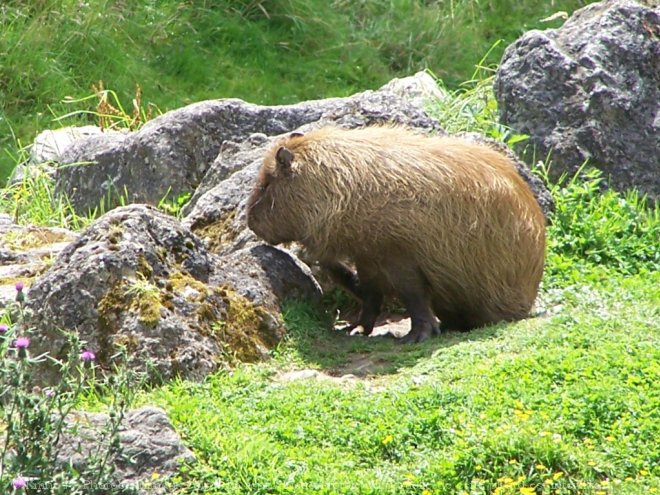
475, 465, 483, 471
640, 469, 649, 476
509, 459, 518, 464
151, 471, 160, 480
403, 473, 415, 487
382, 435, 394, 445
535, 463, 546, 470
421, 490, 432, 495
520, 488, 535, 495
605, 435, 615, 442
544, 479, 553, 486
588, 461, 597, 466
552, 472, 564, 480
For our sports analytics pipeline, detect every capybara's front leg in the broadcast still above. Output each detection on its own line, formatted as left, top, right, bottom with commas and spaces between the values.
322, 260, 384, 336
386, 265, 439, 344
354, 285, 384, 336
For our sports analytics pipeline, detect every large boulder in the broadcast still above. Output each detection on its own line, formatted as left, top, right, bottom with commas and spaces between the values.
495, 0, 660, 200
8, 126, 119, 186
24, 205, 320, 382
54, 87, 443, 215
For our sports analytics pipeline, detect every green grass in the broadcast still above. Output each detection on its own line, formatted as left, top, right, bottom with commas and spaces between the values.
145, 271, 659, 494
1, 0, 596, 181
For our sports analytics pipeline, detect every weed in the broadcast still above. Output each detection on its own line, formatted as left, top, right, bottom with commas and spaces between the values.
55, 81, 159, 133
157, 190, 192, 219
539, 164, 660, 287
0, 282, 145, 494
0, 156, 88, 229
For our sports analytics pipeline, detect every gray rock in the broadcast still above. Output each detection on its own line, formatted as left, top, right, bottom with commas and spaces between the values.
495, 0, 660, 200
182, 134, 272, 224
24, 204, 223, 381
8, 126, 118, 186
58, 406, 194, 494
23, 204, 319, 381
379, 71, 449, 110
53, 88, 443, 215
182, 140, 269, 253
213, 244, 323, 309
32, 126, 113, 164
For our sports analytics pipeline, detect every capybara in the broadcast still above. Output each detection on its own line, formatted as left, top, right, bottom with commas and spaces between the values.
246, 126, 546, 343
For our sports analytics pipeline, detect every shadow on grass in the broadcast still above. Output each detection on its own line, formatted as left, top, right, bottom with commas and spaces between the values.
280, 299, 511, 378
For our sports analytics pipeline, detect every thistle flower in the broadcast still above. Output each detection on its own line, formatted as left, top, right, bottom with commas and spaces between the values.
0, 324, 8, 334
14, 336, 30, 349
12, 476, 27, 489
80, 349, 96, 362
15, 281, 25, 303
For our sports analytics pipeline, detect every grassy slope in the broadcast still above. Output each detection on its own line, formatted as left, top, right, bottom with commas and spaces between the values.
149, 272, 659, 494
1, 0, 595, 180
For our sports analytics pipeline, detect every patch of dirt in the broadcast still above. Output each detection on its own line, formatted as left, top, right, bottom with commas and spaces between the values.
314, 315, 415, 379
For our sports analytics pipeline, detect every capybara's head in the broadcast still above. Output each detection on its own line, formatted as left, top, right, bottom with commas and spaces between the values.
246, 134, 310, 245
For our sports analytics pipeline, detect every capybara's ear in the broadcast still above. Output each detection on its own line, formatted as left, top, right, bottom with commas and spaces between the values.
276, 147, 294, 173
290, 131, 304, 138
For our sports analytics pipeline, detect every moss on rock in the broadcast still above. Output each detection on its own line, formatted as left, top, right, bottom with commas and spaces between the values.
191, 210, 238, 253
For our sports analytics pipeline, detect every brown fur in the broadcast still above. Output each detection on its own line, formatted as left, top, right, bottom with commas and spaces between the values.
246, 126, 546, 342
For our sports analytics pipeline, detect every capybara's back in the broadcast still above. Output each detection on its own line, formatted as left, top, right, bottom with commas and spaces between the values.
247, 126, 546, 340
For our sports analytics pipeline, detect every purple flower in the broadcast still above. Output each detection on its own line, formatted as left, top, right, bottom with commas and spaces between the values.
14, 337, 30, 349
0, 324, 7, 334
12, 476, 27, 489
15, 281, 25, 303
44, 388, 56, 398
80, 350, 96, 362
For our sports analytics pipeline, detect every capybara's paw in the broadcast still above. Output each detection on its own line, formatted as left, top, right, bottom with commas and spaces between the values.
399, 322, 434, 344
335, 322, 376, 337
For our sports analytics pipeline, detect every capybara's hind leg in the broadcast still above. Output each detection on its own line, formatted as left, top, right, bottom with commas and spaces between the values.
399, 296, 439, 344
